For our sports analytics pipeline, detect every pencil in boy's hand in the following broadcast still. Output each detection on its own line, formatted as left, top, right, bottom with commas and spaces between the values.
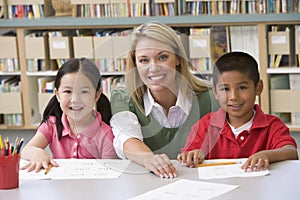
45, 164, 53, 175
198, 161, 237, 167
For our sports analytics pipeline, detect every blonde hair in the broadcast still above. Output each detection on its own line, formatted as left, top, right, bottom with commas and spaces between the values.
126, 21, 210, 111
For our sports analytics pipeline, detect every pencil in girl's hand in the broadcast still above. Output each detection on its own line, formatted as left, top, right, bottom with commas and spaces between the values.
45, 164, 53, 175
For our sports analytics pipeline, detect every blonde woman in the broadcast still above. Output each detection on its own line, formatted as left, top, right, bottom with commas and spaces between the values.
110, 21, 219, 178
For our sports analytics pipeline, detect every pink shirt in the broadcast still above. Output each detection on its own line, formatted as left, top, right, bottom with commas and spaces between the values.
38, 110, 117, 159
182, 105, 297, 159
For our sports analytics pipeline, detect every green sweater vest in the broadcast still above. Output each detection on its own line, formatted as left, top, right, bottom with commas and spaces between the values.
111, 88, 219, 159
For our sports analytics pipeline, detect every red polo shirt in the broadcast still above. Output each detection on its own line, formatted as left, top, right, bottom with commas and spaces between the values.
182, 105, 297, 159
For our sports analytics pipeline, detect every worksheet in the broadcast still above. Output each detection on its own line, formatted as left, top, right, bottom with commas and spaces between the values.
198, 159, 270, 179
19, 159, 131, 180
129, 179, 239, 200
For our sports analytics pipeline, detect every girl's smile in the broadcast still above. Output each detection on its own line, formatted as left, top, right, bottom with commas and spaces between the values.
55, 72, 100, 128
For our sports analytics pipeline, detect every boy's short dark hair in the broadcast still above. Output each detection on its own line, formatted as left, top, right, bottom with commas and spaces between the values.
212, 51, 259, 86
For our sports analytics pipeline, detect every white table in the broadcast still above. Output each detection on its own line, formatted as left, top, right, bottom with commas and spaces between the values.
0, 160, 299, 200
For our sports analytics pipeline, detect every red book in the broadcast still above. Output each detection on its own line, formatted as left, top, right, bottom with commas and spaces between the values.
17, 5, 23, 18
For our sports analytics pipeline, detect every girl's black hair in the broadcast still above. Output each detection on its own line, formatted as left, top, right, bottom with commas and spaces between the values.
41, 58, 112, 140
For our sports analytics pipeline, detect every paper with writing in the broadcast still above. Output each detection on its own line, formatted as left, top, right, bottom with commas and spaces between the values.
198, 159, 270, 179
129, 179, 239, 200
19, 159, 131, 180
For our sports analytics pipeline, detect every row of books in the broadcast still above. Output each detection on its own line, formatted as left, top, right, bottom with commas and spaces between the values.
70, 0, 300, 18
186, 0, 300, 15
0, 58, 18, 72
1, 0, 299, 19
101, 75, 125, 98
27, 59, 47, 72
72, 0, 151, 18
0, 76, 21, 93
1, 0, 54, 19
8, 4, 45, 19
38, 77, 55, 94
0, 114, 22, 126
186, 0, 264, 15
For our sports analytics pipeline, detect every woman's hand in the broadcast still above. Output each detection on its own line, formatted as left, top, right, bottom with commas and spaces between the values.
20, 148, 58, 172
143, 154, 177, 178
177, 149, 205, 168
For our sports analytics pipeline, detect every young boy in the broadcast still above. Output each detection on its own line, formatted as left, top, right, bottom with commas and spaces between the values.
177, 52, 298, 171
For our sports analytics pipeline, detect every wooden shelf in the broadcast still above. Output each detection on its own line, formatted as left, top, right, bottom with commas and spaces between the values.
267, 67, 300, 74
288, 126, 300, 132
0, 71, 21, 75
101, 72, 125, 76
0, 14, 300, 29
26, 71, 58, 76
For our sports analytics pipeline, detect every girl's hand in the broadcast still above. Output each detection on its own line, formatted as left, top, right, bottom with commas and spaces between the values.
143, 154, 177, 178
177, 150, 205, 168
242, 152, 269, 172
20, 149, 58, 172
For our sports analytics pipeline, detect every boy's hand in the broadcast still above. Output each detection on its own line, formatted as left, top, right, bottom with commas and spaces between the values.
242, 152, 269, 172
177, 150, 205, 168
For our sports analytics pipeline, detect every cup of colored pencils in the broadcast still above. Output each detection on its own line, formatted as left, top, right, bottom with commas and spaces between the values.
0, 135, 24, 189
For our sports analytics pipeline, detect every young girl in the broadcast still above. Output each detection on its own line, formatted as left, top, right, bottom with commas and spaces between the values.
21, 58, 117, 172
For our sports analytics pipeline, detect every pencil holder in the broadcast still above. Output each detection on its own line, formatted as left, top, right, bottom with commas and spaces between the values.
0, 154, 20, 189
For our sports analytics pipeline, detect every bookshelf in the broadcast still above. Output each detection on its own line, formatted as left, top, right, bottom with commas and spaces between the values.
0, 13, 300, 130
266, 23, 300, 131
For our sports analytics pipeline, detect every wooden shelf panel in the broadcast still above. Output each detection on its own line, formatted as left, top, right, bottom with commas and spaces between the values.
267, 67, 300, 74
0, 14, 300, 29
288, 126, 300, 132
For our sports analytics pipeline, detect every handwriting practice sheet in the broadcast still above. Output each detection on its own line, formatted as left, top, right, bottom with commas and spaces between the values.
129, 179, 239, 200
19, 159, 131, 180
198, 159, 270, 179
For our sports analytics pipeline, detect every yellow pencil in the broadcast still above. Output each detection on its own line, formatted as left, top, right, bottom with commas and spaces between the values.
198, 161, 237, 167
0, 134, 2, 149
45, 164, 53, 175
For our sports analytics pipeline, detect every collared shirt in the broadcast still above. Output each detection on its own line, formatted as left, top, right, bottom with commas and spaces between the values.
144, 88, 191, 128
229, 110, 256, 138
182, 104, 297, 158
38, 110, 116, 159
110, 88, 192, 159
